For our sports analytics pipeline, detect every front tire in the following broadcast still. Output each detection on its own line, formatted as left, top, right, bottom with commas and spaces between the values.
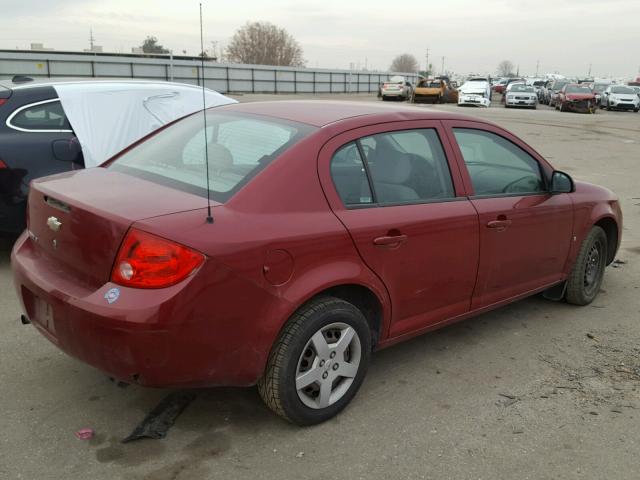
258, 296, 372, 425
565, 226, 608, 305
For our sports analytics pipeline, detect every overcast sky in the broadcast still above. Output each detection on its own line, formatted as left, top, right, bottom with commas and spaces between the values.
1, 0, 638, 78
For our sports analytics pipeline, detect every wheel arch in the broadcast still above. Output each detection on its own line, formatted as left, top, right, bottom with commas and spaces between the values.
594, 215, 619, 265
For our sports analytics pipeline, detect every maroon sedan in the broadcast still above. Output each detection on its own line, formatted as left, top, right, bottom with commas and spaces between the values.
556, 83, 597, 113
12, 101, 621, 425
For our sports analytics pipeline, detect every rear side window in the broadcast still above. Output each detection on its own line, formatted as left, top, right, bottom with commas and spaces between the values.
330, 129, 455, 207
453, 128, 545, 196
110, 112, 313, 203
8, 100, 72, 132
330, 143, 373, 206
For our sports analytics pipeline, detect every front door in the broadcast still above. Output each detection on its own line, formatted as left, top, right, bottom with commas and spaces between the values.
445, 123, 573, 309
318, 122, 480, 338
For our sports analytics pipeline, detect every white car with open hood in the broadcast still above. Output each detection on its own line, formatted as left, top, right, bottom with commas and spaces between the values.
458, 77, 492, 107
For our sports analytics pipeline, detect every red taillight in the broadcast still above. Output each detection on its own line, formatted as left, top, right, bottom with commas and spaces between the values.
0, 99, 6, 107
0, 159, 7, 169
111, 229, 205, 289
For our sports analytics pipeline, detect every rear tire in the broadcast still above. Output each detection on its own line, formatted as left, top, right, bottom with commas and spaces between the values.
258, 296, 371, 425
565, 226, 607, 306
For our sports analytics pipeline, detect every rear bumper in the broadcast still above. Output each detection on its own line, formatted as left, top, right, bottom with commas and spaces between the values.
381, 90, 405, 97
11, 232, 281, 387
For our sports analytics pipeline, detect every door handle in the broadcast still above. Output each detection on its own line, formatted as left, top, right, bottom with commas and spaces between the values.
486, 219, 512, 229
373, 234, 408, 247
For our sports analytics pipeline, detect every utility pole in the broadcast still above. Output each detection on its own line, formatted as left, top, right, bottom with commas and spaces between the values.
588, 63, 592, 77
441, 56, 445, 75
425, 48, 430, 77
535, 59, 540, 77
89, 28, 95, 51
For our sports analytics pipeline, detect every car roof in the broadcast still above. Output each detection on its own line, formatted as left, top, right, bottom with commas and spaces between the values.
215, 100, 488, 127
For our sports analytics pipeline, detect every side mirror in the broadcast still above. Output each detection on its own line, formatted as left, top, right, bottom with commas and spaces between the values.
550, 171, 574, 194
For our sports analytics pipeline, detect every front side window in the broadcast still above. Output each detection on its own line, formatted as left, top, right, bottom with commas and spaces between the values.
453, 128, 545, 196
9, 100, 71, 131
110, 112, 313, 202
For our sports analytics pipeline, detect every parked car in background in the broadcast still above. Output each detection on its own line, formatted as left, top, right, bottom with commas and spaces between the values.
630, 85, 640, 100
548, 79, 570, 108
492, 78, 509, 94
412, 77, 458, 104
458, 77, 492, 107
501, 80, 526, 103
556, 84, 597, 113
531, 80, 549, 102
0, 78, 235, 236
600, 85, 640, 111
380, 76, 413, 101
12, 101, 621, 425
592, 83, 610, 105
505, 84, 537, 109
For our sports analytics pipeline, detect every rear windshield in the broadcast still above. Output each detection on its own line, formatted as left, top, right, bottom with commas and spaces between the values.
109, 111, 314, 202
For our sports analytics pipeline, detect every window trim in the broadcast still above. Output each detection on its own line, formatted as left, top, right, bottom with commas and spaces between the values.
5, 98, 73, 133
345, 195, 469, 210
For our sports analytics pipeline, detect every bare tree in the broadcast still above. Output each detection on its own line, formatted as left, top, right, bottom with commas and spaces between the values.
390, 54, 419, 73
496, 60, 516, 77
141, 36, 169, 54
226, 22, 304, 66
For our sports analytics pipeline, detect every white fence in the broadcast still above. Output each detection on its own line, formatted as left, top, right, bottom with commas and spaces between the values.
0, 50, 418, 94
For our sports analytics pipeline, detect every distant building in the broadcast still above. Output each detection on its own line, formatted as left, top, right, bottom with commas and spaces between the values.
30, 43, 54, 51
84, 45, 103, 53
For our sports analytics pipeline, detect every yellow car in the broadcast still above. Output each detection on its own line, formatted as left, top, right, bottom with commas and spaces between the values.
413, 79, 450, 104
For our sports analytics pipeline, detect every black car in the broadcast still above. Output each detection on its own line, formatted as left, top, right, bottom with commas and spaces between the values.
0, 79, 82, 236
0, 77, 234, 236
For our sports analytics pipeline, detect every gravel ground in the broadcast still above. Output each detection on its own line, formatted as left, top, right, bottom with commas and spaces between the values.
1, 93, 639, 480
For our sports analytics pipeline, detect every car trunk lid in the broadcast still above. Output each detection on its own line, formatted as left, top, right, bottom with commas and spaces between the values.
27, 167, 214, 287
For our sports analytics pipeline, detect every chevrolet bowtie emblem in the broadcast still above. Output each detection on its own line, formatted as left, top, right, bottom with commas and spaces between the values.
47, 216, 62, 232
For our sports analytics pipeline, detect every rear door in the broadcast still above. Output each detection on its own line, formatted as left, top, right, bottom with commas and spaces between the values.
443, 120, 573, 309
318, 121, 479, 338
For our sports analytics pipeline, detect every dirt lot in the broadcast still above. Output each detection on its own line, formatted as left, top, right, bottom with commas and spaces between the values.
1, 94, 639, 480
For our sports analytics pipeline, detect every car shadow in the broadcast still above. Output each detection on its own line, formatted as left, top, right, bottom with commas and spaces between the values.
120, 294, 567, 434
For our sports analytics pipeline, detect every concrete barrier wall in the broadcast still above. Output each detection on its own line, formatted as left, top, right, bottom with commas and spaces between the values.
0, 51, 418, 94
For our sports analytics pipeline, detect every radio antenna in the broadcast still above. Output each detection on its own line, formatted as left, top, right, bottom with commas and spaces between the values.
200, 2, 214, 224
